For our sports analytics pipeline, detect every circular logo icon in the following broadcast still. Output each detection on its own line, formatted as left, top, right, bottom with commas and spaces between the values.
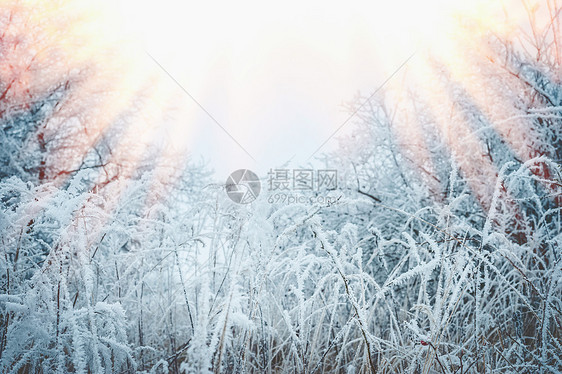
225, 169, 261, 204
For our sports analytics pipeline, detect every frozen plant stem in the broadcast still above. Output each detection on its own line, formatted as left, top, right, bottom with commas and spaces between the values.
312, 228, 378, 374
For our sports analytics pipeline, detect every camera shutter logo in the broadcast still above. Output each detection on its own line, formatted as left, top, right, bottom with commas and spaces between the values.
225, 169, 261, 204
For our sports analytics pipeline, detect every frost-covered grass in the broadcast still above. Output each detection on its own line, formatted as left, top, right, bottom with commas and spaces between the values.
0, 156, 560, 373
1, 1, 562, 373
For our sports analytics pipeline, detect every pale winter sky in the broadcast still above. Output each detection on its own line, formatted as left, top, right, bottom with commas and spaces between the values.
114, 0, 511, 178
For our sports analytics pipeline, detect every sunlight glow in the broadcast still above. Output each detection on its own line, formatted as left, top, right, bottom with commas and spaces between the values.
18, 0, 536, 191
111, 0, 508, 175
